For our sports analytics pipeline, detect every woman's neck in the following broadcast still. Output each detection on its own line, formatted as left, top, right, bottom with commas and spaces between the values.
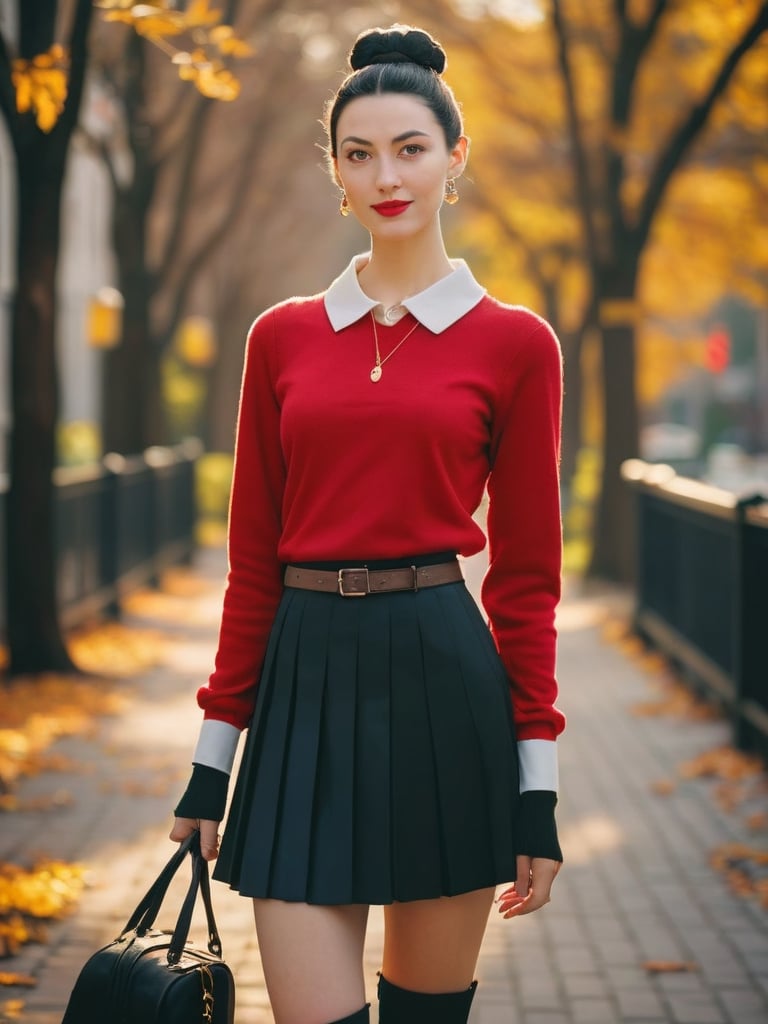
357, 231, 454, 308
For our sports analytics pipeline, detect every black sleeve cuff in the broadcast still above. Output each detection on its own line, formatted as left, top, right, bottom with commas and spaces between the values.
516, 790, 563, 861
174, 763, 229, 821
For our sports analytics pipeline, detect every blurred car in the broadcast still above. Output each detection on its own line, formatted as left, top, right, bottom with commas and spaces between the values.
640, 422, 701, 463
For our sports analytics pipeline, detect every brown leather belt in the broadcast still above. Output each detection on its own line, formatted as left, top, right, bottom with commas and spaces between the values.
283, 561, 463, 597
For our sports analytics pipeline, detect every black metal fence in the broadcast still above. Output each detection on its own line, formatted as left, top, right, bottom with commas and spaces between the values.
0, 438, 202, 633
622, 459, 768, 758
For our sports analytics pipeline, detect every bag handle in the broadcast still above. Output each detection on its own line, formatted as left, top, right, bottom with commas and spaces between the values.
119, 831, 223, 962
121, 832, 195, 935
166, 837, 221, 965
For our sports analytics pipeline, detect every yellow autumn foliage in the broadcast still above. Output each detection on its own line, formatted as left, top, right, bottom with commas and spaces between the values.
0, 997, 26, 1015
209, 25, 254, 58
96, 2, 250, 98
10, 44, 68, 132
0, 860, 86, 961
172, 54, 241, 99
0, 862, 86, 921
184, 0, 224, 30
425, 0, 768, 408
100, 3, 186, 37
0, 677, 127, 794
10, 4, 251, 132
0, 618, 170, 798
710, 843, 768, 908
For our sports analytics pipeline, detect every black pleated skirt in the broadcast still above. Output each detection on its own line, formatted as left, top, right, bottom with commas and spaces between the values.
213, 554, 520, 905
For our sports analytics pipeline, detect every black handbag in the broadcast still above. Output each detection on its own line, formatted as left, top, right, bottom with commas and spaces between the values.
61, 831, 235, 1023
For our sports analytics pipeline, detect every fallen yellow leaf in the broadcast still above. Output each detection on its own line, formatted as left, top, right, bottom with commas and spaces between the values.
746, 811, 768, 833
0, 974, 35, 988
679, 747, 762, 782
650, 779, 677, 796
0, 998, 26, 1018
0, 859, 85, 961
643, 960, 698, 973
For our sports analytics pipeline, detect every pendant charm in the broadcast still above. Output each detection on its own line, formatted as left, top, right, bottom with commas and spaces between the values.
370, 365, 382, 382
383, 304, 405, 324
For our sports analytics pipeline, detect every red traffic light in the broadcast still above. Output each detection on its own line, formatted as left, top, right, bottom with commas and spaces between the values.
705, 326, 730, 374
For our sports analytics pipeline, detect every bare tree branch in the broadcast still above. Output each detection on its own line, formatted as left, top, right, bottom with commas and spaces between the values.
406, 0, 557, 138
77, 127, 122, 192
644, 0, 668, 43
551, 0, 600, 285
150, 84, 199, 162
634, 0, 768, 251
611, 0, 667, 124
605, 0, 668, 245
154, 79, 275, 297
159, 92, 288, 334
57, 0, 93, 138
156, 94, 212, 270
20, 0, 56, 57
156, 0, 277, 274
469, 185, 549, 291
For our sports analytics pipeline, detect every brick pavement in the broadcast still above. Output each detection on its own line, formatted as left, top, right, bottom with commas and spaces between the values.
1, 546, 767, 1024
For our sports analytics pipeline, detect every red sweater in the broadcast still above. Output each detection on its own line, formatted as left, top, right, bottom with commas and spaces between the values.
197, 276, 565, 756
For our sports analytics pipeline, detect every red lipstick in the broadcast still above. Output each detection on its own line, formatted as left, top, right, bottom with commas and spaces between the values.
371, 200, 413, 217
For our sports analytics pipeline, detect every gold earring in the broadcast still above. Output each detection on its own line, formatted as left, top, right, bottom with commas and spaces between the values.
339, 193, 350, 217
444, 178, 459, 205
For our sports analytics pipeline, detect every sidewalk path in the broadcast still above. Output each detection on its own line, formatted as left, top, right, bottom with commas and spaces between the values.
2, 547, 766, 1024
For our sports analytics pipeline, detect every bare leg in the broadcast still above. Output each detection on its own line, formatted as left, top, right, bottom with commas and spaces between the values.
253, 899, 369, 1024
382, 887, 495, 991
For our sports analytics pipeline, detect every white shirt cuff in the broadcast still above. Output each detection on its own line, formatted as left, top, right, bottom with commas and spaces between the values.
518, 739, 559, 793
192, 719, 241, 775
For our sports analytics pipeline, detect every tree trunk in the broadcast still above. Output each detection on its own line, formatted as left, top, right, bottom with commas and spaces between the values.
587, 277, 640, 582
204, 306, 250, 451
103, 191, 164, 453
3, 0, 93, 674
102, 34, 165, 455
559, 327, 584, 501
6, 147, 76, 672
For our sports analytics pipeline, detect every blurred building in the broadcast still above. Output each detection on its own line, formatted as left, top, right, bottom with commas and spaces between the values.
642, 299, 768, 492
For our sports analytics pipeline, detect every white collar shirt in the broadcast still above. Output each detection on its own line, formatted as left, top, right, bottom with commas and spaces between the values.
324, 253, 486, 335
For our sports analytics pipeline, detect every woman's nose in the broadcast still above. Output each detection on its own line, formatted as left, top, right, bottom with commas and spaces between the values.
376, 157, 401, 191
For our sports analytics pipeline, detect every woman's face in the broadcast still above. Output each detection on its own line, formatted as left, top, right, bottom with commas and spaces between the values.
334, 92, 467, 240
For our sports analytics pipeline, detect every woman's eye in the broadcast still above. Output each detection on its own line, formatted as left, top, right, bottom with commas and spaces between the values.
402, 144, 424, 156
347, 150, 369, 162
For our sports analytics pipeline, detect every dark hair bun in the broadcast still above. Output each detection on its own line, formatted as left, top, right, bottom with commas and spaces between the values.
350, 25, 446, 74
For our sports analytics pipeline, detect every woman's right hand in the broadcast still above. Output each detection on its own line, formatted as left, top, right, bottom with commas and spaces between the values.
169, 816, 222, 862
496, 855, 561, 917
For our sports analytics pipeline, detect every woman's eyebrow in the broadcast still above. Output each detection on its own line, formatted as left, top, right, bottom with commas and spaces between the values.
339, 135, 372, 147
392, 130, 430, 142
339, 130, 431, 147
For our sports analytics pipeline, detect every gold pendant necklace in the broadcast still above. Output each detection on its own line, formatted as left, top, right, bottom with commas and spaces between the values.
370, 311, 420, 383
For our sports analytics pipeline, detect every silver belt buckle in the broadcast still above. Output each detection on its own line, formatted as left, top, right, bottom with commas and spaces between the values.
338, 567, 369, 597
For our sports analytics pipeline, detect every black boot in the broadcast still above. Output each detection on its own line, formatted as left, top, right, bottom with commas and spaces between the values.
377, 974, 477, 1023
329, 1005, 369, 1024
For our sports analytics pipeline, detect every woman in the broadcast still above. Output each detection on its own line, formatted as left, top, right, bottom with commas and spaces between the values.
172, 24, 564, 1024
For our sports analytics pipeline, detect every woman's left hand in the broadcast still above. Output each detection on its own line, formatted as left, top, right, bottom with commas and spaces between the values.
496, 856, 561, 918
169, 816, 222, 862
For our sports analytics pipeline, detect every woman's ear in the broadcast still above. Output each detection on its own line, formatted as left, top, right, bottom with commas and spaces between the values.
448, 135, 470, 178
331, 157, 343, 190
